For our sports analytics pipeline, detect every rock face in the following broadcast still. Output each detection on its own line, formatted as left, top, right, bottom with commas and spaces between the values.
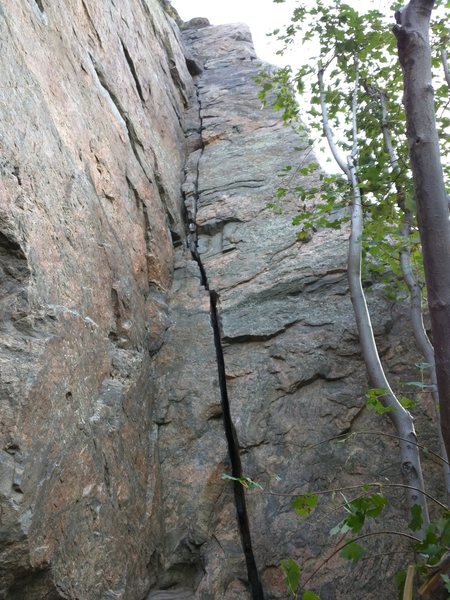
0, 1, 192, 598
0, 3, 441, 600
151, 20, 433, 600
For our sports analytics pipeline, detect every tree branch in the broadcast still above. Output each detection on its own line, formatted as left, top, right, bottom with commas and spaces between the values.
441, 48, 450, 89
318, 66, 351, 178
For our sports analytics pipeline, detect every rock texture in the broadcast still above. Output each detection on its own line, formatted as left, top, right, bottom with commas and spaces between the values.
151, 19, 440, 600
0, 1, 193, 598
0, 3, 442, 600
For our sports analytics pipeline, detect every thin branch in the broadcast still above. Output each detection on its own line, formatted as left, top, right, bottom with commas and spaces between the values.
350, 56, 359, 163
318, 66, 351, 178
380, 92, 399, 171
263, 481, 447, 511
441, 48, 450, 89
300, 530, 421, 593
306, 430, 449, 466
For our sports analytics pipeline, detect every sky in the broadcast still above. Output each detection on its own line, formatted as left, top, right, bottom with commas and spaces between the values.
172, 0, 396, 66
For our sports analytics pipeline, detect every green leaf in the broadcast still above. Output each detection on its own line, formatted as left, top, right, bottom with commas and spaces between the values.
338, 493, 388, 534
280, 559, 301, 598
330, 520, 351, 536
364, 493, 388, 518
439, 514, 450, 545
408, 504, 423, 532
394, 570, 406, 597
221, 473, 238, 482
267, 202, 283, 214
291, 494, 318, 517
340, 541, 365, 562
302, 591, 321, 600
367, 387, 387, 395
245, 478, 264, 490
399, 396, 417, 410
415, 362, 432, 370
297, 230, 312, 242
344, 512, 365, 533
366, 388, 394, 414
415, 525, 444, 564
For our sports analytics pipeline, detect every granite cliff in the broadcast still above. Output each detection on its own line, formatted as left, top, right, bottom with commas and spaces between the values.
0, 1, 440, 599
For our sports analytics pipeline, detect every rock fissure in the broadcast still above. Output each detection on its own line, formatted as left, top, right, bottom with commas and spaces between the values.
199, 180, 265, 197
89, 54, 150, 178
185, 78, 264, 600
34, 0, 45, 14
120, 38, 146, 104
81, 0, 102, 47
222, 319, 301, 344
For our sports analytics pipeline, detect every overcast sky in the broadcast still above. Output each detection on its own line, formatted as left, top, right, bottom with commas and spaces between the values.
172, 0, 396, 65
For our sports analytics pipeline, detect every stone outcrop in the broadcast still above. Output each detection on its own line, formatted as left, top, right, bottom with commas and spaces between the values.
0, 2, 442, 600
150, 19, 435, 600
0, 1, 192, 598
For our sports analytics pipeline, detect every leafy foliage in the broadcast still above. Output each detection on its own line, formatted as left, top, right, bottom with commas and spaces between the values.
365, 388, 394, 415
330, 493, 388, 535
416, 514, 450, 566
441, 573, 450, 593
302, 591, 321, 600
292, 494, 319, 517
366, 388, 417, 413
409, 504, 424, 533
280, 558, 322, 599
280, 559, 301, 598
340, 540, 365, 562
257, 0, 450, 300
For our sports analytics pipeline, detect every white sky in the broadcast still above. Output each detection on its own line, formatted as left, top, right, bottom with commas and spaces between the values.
172, 0, 396, 66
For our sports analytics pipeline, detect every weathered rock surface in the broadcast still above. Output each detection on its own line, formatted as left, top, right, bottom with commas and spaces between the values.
0, 3, 442, 600
0, 1, 193, 598
151, 19, 441, 600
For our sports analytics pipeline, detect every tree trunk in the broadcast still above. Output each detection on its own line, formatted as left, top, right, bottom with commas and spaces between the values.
370, 85, 450, 496
318, 63, 429, 530
394, 0, 450, 462
347, 160, 429, 528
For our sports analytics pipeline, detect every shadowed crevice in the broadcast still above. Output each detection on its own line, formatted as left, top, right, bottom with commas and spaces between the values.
185, 80, 265, 600
89, 55, 149, 178
120, 38, 146, 103
34, 0, 45, 14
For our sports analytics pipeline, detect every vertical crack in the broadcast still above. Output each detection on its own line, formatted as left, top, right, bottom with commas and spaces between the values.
34, 0, 45, 14
81, 0, 102, 48
120, 38, 146, 103
89, 54, 149, 177
186, 82, 265, 600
